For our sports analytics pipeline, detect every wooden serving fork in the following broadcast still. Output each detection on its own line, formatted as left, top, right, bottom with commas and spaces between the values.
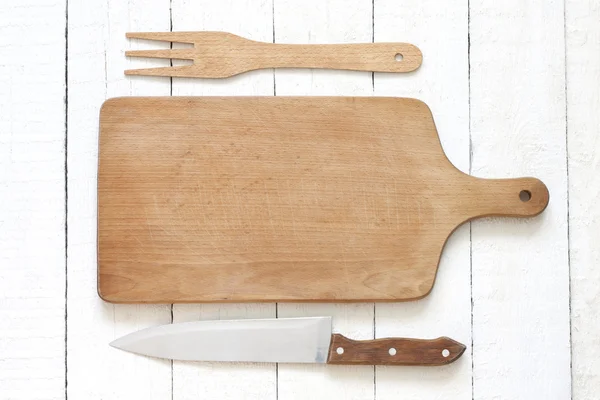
125, 31, 422, 78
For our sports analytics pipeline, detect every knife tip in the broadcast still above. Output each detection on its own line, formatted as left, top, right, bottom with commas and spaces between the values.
108, 337, 126, 350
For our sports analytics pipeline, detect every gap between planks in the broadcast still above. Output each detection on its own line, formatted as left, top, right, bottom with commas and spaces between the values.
64, 0, 69, 398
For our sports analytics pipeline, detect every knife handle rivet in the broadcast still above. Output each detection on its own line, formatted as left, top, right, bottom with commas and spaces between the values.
388, 348, 397, 356
442, 349, 450, 358
336, 347, 344, 355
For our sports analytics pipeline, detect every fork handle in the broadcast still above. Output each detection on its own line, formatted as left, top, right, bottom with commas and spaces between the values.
254, 42, 422, 73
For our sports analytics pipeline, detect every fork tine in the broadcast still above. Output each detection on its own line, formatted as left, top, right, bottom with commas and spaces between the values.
126, 31, 197, 44
124, 65, 199, 78
126, 49, 196, 60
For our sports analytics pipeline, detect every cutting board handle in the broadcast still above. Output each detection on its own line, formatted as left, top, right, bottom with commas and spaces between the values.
464, 176, 549, 219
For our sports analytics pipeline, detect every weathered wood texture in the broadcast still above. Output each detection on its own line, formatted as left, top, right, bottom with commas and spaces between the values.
470, 0, 571, 398
0, 1, 66, 399
566, 0, 600, 398
169, 1, 277, 399
67, 0, 172, 399
373, 0, 473, 398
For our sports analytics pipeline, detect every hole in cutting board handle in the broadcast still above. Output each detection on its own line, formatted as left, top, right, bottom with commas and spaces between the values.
519, 190, 532, 202
395, 53, 404, 61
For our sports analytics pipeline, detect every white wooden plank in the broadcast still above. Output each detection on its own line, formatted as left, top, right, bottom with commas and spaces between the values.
274, 0, 374, 96
169, 1, 276, 399
273, 1, 375, 399
373, 0, 472, 398
470, 1, 571, 398
566, 1, 600, 398
0, 1, 66, 399
66, 1, 172, 399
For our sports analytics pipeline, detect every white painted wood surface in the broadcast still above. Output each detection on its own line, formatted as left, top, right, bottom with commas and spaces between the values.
2, 0, 598, 398
470, 0, 571, 398
566, 1, 600, 398
0, 1, 65, 399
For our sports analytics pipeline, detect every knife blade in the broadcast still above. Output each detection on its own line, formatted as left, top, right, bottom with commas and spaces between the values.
110, 316, 465, 366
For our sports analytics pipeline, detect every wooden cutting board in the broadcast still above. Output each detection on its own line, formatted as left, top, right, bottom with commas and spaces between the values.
97, 96, 549, 303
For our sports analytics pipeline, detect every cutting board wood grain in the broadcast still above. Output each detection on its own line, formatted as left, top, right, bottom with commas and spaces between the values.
97, 96, 549, 303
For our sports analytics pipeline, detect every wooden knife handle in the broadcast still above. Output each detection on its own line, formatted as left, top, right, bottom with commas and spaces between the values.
256, 42, 423, 73
326, 334, 466, 366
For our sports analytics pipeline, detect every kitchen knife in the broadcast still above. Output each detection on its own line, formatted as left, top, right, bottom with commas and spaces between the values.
110, 316, 465, 366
